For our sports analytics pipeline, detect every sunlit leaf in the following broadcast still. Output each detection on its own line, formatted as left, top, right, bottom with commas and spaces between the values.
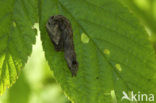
0, 0, 38, 95
39, 0, 156, 102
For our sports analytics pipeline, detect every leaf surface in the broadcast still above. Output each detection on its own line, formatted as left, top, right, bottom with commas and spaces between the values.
39, 0, 156, 102
0, 0, 38, 95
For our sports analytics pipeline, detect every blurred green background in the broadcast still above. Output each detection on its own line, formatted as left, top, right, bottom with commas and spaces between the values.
0, 0, 156, 103
0, 26, 71, 103
123, 0, 156, 41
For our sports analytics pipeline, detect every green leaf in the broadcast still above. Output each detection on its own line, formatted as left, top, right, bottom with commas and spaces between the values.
0, 0, 38, 95
39, 0, 156, 102
122, 0, 156, 37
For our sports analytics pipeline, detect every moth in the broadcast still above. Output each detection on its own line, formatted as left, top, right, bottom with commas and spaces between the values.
46, 15, 78, 77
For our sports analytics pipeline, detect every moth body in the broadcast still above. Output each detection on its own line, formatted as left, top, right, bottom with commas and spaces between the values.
46, 15, 78, 76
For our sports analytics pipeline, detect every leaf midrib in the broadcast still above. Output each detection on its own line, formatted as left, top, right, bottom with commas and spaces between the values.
58, 0, 156, 94
57, 0, 131, 94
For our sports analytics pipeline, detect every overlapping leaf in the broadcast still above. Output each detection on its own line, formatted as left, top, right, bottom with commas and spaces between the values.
0, 0, 38, 95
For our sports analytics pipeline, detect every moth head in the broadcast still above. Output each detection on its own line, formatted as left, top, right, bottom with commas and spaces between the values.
46, 16, 61, 45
